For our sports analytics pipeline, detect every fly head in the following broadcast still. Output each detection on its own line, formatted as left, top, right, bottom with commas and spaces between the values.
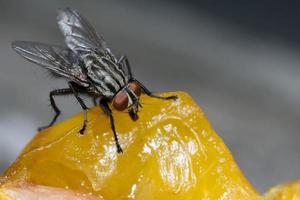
112, 81, 142, 121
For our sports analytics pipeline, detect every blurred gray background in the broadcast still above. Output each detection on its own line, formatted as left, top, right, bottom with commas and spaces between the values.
0, 0, 300, 193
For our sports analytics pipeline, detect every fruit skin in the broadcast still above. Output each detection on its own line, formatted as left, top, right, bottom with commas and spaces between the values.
1, 92, 259, 199
0, 181, 103, 200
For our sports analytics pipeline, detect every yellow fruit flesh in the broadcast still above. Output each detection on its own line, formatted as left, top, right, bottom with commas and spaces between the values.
263, 180, 300, 200
2, 92, 259, 199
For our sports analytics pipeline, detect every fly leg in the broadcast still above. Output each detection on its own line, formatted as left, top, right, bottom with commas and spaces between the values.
119, 57, 176, 100
92, 96, 98, 106
131, 78, 178, 100
118, 55, 133, 78
99, 99, 123, 153
68, 82, 89, 135
38, 88, 73, 131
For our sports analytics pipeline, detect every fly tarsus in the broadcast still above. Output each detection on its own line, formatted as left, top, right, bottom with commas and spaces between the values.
148, 93, 178, 101
79, 109, 88, 134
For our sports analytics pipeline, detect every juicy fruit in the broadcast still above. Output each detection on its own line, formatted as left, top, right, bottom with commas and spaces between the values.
263, 180, 300, 200
2, 92, 259, 199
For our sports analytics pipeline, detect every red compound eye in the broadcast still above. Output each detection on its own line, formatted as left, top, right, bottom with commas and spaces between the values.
112, 91, 128, 111
129, 81, 141, 96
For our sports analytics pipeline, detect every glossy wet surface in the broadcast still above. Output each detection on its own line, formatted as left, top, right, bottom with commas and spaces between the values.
2, 92, 259, 199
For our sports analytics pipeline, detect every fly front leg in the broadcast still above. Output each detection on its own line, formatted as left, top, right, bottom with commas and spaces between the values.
68, 82, 89, 135
119, 57, 177, 100
131, 78, 178, 100
38, 88, 73, 131
99, 99, 123, 153
92, 96, 98, 106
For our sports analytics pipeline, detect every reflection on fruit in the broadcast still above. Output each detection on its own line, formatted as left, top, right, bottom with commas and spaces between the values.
2, 92, 261, 199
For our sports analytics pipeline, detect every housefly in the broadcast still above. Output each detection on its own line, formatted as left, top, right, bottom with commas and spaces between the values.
12, 8, 177, 153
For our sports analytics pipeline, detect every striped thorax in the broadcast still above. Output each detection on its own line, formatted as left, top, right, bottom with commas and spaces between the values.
83, 54, 128, 99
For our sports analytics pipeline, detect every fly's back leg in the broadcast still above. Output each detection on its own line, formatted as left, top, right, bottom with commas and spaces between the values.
99, 99, 123, 153
38, 88, 73, 131
131, 78, 178, 100
68, 82, 89, 135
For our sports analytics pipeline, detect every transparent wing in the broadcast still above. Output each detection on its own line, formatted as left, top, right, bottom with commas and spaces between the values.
12, 41, 89, 86
57, 8, 116, 60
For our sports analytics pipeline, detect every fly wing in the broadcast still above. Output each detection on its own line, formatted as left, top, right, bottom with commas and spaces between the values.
12, 41, 89, 86
57, 8, 116, 60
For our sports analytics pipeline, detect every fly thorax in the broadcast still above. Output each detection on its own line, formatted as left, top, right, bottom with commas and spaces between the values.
86, 59, 124, 98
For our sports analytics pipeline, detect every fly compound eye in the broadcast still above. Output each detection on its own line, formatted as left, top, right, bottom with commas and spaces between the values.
129, 81, 142, 96
112, 91, 128, 111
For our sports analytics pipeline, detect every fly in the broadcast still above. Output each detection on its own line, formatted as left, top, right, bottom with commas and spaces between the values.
12, 8, 177, 153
